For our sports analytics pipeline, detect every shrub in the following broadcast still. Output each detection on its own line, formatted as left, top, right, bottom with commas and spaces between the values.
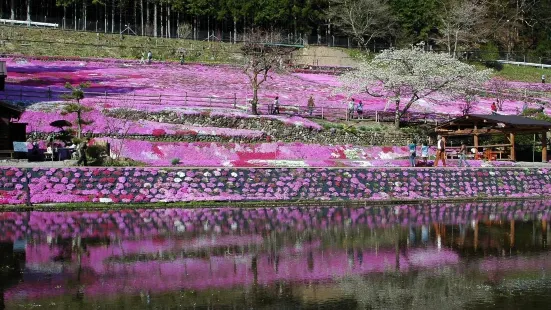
479, 42, 500, 61
171, 158, 181, 165
86, 144, 107, 166
484, 61, 504, 71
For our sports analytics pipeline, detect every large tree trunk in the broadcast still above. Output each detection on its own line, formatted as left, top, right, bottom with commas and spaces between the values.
10, 0, 15, 20
26, 0, 30, 22
111, 0, 115, 33
104, 3, 107, 33
252, 78, 259, 115
167, 5, 171, 38
133, 0, 137, 31
74, 1, 77, 30
146, 0, 149, 35
394, 99, 401, 129
119, 1, 122, 34
63, 6, 66, 29
153, 2, 157, 37
140, 0, 144, 35
83, 0, 87, 31
160, 3, 163, 37
233, 18, 237, 44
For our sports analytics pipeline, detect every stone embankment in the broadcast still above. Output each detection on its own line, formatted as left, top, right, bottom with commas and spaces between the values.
1, 167, 549, 205
105, 110, 414, 146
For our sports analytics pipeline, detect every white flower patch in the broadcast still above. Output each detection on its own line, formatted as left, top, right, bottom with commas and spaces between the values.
378, 152, 398, 160
99, 197, 113, 203
204, 172, 212, 177
349, 161, 374, 167
142, 151, 160, 160
248, 160, 307, 167
343, 148, 365, 160
231, 172, 238, 177
174, 178, 182, 183
177, 171, 186, 178
144, 183, 152, 188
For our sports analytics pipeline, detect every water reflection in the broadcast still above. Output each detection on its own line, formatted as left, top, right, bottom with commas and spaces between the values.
0, 201, 550, 309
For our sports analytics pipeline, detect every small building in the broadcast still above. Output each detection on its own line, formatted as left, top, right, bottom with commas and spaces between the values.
0, 101, 26, 157
435, 114, 551, 162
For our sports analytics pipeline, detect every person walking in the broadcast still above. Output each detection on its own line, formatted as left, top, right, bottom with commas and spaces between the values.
433, 136, 447, 167
491, 102, 497, 115
420, 141, 430, 166
408, 139, 417, 167
307, 95, 315, 116
272, 96, 280, 114
147, 51, 153, 64
458, 141, 470, 167
347, 98, 355, 120
139, 52, 146, 64
357, 101, 364, 120
542, 74, 546, 84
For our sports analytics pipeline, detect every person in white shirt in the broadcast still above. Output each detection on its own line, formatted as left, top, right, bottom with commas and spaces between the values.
348, 98, 355, 120
433, 135, 447, 167
272, 96, 280, 114
542, 74, 546, 84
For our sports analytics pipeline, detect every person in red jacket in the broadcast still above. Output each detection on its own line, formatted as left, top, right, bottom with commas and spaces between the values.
491, 102, 497, 115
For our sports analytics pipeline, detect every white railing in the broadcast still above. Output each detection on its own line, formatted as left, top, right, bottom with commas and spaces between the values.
0, 19, 59, 28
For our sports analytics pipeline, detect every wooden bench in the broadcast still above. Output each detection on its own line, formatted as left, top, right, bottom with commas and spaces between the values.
0, 150, 14, 158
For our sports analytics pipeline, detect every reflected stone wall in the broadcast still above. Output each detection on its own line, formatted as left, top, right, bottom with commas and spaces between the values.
1, 167, 551, 204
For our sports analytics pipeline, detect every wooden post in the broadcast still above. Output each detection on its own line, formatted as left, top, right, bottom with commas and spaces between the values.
510, 220, 515, 248
233, 93, 237, 108
542, 132, 548, 162
474, 221, 478, 251
510, 132, 516, 161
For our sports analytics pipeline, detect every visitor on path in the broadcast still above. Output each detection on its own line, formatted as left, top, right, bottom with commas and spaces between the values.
408, 140, 417, 167
180, 54, 185, 65
307, 95, 315, 116
491, 102, 497, 115
139, 52, 146, 64
458, 141, 470, 167
77, 140, 88, 166
542, 74, 546, 84
147, 51, 153, 64
433, 135, 447, 167
272, 96, 280, 114
357, 101, 364, 120
348, 98, 355, 120
420, 141, 430, 166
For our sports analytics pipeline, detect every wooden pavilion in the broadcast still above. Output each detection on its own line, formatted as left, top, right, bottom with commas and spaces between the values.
435, 114, 551, 162
0, 101, 26, 158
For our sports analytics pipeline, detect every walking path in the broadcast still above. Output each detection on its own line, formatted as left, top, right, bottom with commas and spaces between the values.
1, 159, 549, 169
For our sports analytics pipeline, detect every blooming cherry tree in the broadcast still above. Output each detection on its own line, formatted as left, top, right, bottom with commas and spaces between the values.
338, 47, 492, 128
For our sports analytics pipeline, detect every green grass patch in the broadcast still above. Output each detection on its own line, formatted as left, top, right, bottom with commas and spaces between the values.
0, 25, 241, 63
493, 64, 551, 82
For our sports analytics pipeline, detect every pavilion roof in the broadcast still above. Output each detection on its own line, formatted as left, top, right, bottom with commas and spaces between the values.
435, 114, 551, 136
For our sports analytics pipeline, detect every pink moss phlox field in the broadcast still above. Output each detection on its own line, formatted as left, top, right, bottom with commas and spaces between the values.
0, 166, 549, 204
0, 168, 27, 204
6, 59, 550, 133
103, 139, 516, 168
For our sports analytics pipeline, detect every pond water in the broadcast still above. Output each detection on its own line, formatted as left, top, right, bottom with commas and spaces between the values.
0, 201, 550, 309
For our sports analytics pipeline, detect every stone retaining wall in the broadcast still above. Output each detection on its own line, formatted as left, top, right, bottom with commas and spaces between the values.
1, 167, 550, 205
107, 110, 415, 145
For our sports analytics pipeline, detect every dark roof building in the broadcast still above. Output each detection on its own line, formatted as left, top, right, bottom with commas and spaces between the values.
436, 114, 551, 162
